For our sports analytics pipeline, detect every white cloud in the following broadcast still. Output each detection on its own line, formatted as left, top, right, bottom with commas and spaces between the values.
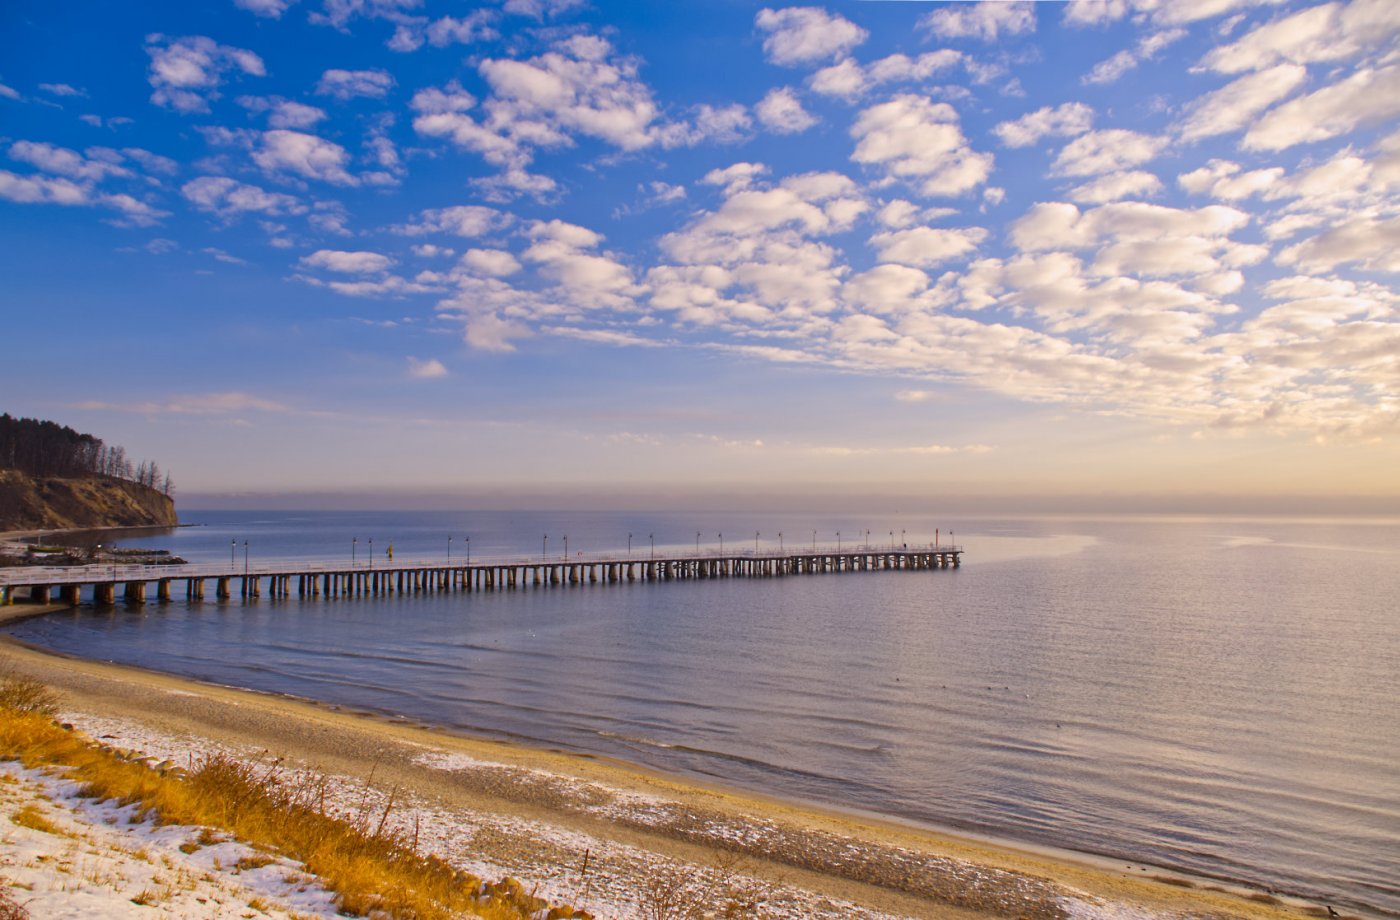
756, 87, 817, 134
0, 82, 20, 100
1177, 159, 1282, 199
425, 11, 498, 47
868, 226, 988, 268
181, 175, 306, 219
850, 94, 994, 197
391, 205, 512, 237
1243, 66, 1400, 152
459, 248, 522, 277
146, 35, 265, 113
252, 130, 358, 185
1083, 28, 1185, 85
300, 249, 394, 273
994, 102, 1095, 148
810, 51, 967, 101
755, 7, 868, 66
235, 0, 297, 17
1052, 129, 1168, 177
271, 101, 328, 130
1201, 0, 1400, 74
316, 69, 395, 100
503, 0, 584, 19
1276, 215, 1400, 273
920, 1, 1035, 41
38, 82, 85, 97
8, 140, 129, 181
407, 356, 449, 378
1068, 170, 1164, 204
0, 170, 92, 206
1176, 64, 1307, 141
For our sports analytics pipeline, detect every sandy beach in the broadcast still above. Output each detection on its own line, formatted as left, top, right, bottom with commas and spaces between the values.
0, 635, 1331, 920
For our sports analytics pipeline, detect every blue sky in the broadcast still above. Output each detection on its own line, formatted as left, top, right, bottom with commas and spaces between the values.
2, 0, 1398, 509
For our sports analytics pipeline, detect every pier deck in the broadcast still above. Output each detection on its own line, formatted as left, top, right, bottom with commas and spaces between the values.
0, 546, 961, 606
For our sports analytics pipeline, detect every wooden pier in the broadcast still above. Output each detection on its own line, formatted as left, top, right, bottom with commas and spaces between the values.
0, 546, 961, 608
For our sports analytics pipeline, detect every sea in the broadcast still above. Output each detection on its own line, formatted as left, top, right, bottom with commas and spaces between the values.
7, 510, 1398, 916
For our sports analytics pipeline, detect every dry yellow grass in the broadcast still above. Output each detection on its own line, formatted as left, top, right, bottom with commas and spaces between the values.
0, 679, 592, 920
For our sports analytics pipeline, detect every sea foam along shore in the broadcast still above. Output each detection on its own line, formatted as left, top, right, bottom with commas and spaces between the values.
0, 638, 1334, 920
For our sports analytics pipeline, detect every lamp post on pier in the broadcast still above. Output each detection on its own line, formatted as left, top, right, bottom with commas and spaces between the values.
779, 532, 784, 554
352, 537, 357, 566
230, 540, 236, 569
890, 530, 895, 550
719, 533, 724, 555
465, 536, 470, 565
543, 534, 548, 561
837, 531, 841, 552
243, 541, 249, 576
695, 531, 700, 554
448, 536, 452, 564
754, 531, 759, 554
563, 535, 568, 559
628, 533, 632, 558
649, 533, 654, 560
368, 538, 373, 568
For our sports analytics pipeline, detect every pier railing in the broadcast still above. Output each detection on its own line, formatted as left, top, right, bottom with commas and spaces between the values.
0, 545, 962, 587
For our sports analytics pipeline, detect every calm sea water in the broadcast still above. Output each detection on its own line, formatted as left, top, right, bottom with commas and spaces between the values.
9, 511, 1399, 916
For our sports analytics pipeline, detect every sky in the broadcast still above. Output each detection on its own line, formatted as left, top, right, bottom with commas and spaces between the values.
2, 0, 1398, 512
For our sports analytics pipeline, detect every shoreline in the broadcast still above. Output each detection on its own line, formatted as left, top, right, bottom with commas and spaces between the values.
0, 635, 1338, 920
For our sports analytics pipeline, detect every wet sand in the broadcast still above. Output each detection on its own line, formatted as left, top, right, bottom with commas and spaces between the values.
0, 636, 1329, 920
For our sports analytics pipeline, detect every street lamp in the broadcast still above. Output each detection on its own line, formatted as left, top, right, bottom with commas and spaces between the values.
448, 536, 452, 564
563, 535, 569, 559
649, 533, 654, 560
369, 538, 373, 569
352, 537, 357, 566
718, 532, 723, 554
628, 532, 632, 557
465, 536, 470, 565
779, 532, 784, 554
754, 531, 759, 554
243, 540, 249, 576
890, 530, 895, 550
543, 534, 548, 561
230, 539, 236, 568
695, 531, 700, 554
837, 531, 842, 552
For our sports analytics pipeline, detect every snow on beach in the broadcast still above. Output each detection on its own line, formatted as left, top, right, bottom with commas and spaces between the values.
8, 709, 911, 919
1, 760, 340, 919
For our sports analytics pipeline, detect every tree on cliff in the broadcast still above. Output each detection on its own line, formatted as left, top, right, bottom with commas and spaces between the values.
0, 413, 172, 494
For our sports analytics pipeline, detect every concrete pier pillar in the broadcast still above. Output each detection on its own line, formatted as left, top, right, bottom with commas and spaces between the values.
32, 585, 52, 604
157, 579, 172, 602
216, 577, 230, 599
94, 582, 115, 605
124, 582, 146, 605
59, 584, 81, 606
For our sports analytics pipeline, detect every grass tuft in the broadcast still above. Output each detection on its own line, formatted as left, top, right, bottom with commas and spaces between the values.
9, 804, 60, 835
0, 680, 595, 920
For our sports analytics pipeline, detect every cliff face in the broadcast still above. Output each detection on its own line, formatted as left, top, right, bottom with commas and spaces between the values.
0, 470, 177, 532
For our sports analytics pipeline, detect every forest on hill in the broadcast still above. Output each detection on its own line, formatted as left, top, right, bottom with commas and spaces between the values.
0, 413, 172, 496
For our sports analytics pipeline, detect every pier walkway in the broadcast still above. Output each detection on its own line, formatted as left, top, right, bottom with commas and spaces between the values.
0, 546, 961, 607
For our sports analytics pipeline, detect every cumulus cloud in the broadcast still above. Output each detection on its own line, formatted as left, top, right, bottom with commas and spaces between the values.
868, 226, 988, 268
809, 50, 965, 101
1201, 0, 1400, 74
1052, 129, 1168, 177
994, 102, 1094, 148
8, 140, 129, 182
316, 68, 395, 100
755, 7, 868, 66
850, 95, 993, 197
1176, 64, 1307, 142
1068, 170, 1164, 204
459, 248, 522, 277
921, 1, 1035, 42
755, 87, 817, 134
1276, 215, 1400, 273
407, 356, 449, 378
391, 205, 512, 237
252, 130, 358, 185
1243, 66, 1400, 151
234, 0, 297, 17
181, 175, 306, 219
1083, 27, 1185, 85
300, 249, 394, 274
146, 34, 265, 113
